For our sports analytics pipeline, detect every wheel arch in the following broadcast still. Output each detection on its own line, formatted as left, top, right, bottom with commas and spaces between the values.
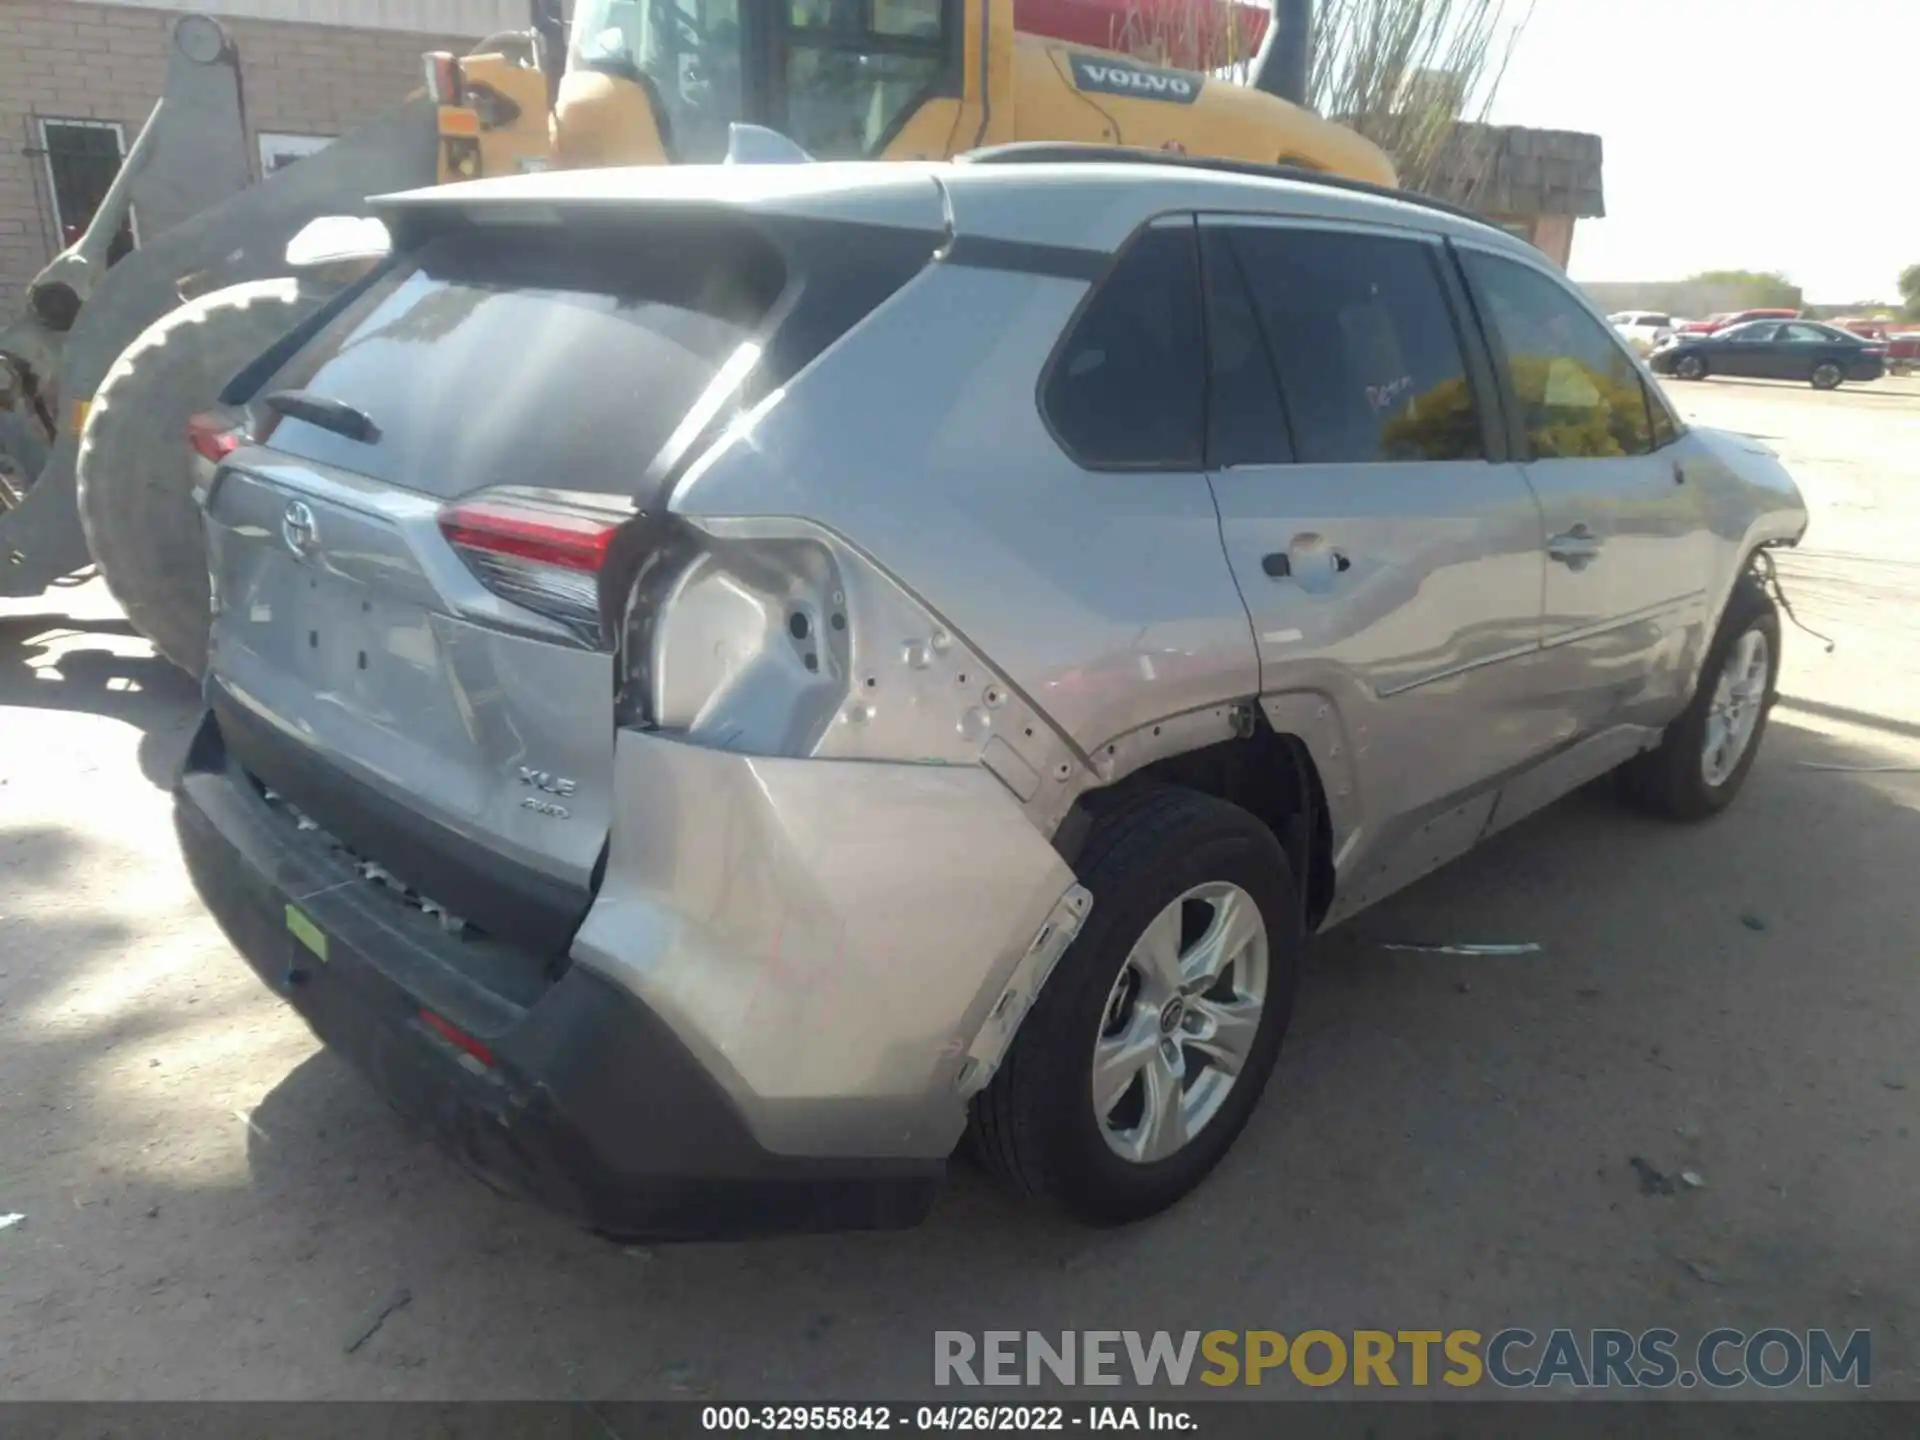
1054, 713, 1341, 933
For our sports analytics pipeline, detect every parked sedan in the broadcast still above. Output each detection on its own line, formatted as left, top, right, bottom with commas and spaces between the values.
1652, 319, 1887, 389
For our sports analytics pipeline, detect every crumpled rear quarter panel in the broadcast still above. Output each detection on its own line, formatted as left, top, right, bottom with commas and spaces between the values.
570, 728, 1077, 1160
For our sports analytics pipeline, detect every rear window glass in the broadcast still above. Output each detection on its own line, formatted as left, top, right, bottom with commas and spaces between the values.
257, 223, 786, 498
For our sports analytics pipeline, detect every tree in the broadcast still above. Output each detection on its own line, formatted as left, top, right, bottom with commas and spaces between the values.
1309, 0, 1536, 194
1683, 269, 1803, 312
1901, 264, 1920, 322
1111, 0, 1537, 194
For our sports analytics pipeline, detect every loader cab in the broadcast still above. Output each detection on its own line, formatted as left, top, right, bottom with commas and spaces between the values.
556, 0, 966, 166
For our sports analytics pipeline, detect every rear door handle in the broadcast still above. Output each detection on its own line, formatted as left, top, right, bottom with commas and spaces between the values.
1262, 547, 1351, 582
1547, 524, 1602, 570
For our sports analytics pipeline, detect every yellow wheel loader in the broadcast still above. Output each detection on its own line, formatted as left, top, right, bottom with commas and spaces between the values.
0, 0, 1392, 678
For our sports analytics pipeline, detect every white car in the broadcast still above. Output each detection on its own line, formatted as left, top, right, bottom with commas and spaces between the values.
1609, 310, 1677, 357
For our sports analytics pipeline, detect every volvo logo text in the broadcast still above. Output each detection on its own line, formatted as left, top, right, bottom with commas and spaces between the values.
281, 499, 319, 557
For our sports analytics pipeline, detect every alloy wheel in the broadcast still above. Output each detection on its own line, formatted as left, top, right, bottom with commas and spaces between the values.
1702, 627, 1770, 787
1091, 882, 1269, 1164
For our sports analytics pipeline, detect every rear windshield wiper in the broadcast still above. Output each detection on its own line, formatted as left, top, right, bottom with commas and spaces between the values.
263, 388, 382, 444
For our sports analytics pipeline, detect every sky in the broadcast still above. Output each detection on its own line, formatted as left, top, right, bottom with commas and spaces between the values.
1484, 0, 1919, 301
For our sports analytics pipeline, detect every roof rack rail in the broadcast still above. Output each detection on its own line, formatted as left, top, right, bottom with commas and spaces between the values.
954, 142, 1486, 229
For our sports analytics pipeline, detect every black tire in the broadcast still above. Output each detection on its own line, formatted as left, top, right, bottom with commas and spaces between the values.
1674, 353, 1708, 381
1810, 361, 1844, 391
970, 785, 1303, 1225
1619, 573, 1780, 821
76, 279, 318, 679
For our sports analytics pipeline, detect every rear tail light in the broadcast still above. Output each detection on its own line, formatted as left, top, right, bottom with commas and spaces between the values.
186, 411, 241, 464
438, 493, 626, 642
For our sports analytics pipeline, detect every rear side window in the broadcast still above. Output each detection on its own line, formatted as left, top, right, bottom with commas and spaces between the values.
1460, 250, 1654, 460
257, 221, 787, 499
1042, 223, 1205, 470
1224, 226, 1487, 465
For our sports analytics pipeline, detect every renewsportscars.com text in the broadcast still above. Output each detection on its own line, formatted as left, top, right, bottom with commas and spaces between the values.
934, 1328, 1870, 1390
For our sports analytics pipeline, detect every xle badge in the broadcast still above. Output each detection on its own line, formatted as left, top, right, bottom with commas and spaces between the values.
519, 766, 575, 819
1068, 54, 1203, 105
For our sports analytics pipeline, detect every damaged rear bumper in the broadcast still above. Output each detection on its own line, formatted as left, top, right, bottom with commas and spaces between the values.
175, 712, 1086, 1239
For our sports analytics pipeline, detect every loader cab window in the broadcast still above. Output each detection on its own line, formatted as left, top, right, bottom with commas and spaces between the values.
779, 1, 959, 157
571, 0, 745, 162
569, 0, 958, 161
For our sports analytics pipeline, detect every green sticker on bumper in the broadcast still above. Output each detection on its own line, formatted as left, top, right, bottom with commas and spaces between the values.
286, 903, 329, 962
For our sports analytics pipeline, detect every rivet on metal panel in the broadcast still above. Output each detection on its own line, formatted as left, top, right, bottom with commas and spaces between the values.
1054, 762, 1073, 781
930, 630, 953, 654
959, 707, 992, 741
1317, 705, 1330, 720
903, 640, 932, 669
983, 686, 1006, 709
844, 703, 874, 725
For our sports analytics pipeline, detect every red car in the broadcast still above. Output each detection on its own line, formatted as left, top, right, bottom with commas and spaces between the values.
1834, 318, 1920, 375
1679, 308, 1800, 336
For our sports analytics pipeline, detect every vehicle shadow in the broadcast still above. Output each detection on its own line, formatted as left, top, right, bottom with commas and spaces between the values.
0, 608, 201, 788
209, 713, 1920, 1400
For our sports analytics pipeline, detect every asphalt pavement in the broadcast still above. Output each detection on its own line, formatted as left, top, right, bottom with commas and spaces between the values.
1, 375, 1916, 1401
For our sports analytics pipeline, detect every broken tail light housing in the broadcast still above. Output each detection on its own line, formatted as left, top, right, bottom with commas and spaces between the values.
438, 492, 627, 644
186, 411, 242, 464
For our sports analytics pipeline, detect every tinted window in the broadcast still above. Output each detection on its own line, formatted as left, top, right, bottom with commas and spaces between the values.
1461, 250, 1654, 459
1226, 227, 1485, 465
1043, 224, 1205, 469
1200, 228, 1291, 467
1781, 322, 1834, 343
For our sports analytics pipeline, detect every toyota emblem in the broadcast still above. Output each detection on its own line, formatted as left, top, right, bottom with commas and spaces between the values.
281, 499, 319, 557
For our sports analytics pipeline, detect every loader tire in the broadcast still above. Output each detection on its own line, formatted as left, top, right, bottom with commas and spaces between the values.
76, 279, 316, 679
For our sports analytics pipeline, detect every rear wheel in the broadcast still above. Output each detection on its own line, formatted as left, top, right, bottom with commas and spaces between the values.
1620, 574, 1780, 820
76, 279, 318, 678
970, 785, 1302, 1225
1673, 353, 1708, 381
1810, 361, 1844, 391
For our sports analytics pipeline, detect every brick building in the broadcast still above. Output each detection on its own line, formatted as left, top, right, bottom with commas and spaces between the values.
0, 0, 523, 312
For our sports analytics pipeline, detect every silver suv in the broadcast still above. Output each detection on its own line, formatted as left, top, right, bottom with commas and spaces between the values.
175, 148, 1808, 1239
